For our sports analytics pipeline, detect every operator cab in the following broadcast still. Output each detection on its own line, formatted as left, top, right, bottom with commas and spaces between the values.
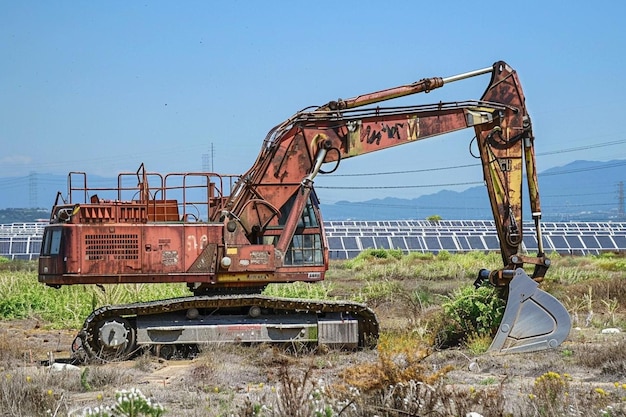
262, 192, 327, 268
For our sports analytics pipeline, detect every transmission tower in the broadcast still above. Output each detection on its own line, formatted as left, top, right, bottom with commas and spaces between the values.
202, 143, 215, 172
29, 171, 38, 208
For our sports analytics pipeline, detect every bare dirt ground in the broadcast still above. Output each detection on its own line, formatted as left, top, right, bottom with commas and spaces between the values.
2, 306, 626, 416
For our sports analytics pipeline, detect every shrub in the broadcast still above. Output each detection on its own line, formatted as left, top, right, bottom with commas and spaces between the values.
438, 284, 505, 348
340, 333, 448, 392
82, 387, 165, 417
344, 249, 404, 270
436, 250, 452, 261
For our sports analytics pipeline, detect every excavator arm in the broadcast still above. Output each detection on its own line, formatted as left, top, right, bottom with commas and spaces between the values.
223, 61, 570, 353
224, 62, 544, 278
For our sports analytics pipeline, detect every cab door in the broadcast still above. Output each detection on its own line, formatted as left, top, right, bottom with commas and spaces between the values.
38, 226, 66, 281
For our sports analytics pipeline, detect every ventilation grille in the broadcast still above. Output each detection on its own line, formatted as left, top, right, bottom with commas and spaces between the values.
85, 234, 139, 261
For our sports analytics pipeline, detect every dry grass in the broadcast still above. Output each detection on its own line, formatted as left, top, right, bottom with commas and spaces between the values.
575, 337, 626, 377
1, 253, 626, 416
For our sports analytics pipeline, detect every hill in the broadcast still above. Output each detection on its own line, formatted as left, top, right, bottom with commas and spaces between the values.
0, 208, 50, 224
319, 159, 626, 221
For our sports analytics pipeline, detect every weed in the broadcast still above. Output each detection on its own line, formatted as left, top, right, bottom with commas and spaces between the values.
436, 249, 452, 261
465, 331, 494, 355
438, 284, 505, 347
404, 286, 435, 315
0, 367, 71, 416
479, 376, 498, 385
263, 281, 334, 300
340, 333, 448, 392
133, 352, 156, 373
353, 279, 403, 305
520, 371, 626, 416
274, 366, 315, 417
344, 248, 403, 270
575, 338, 626, 376
82, 387, 165, 417
81, 367, 93, 391
406, 251, 434, 261
0, 326, 24, 363
1, 255, 626, 415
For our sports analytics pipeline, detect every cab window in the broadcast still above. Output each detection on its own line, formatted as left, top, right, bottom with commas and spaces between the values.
42, 229, 62, 256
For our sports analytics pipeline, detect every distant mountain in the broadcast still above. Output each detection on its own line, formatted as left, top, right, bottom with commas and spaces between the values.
319, 160, 626, 222
0, 208, 50, 224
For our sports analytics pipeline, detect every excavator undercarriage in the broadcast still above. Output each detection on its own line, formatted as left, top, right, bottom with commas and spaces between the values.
73, 295, 378, 361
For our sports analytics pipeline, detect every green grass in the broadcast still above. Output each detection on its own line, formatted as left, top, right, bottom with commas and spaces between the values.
263, 281, 335, 300
1, 252, 625, 332
0, 263, 188, 329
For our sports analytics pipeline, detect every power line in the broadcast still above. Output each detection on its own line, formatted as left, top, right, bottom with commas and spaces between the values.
329, 163, 477, 177
328, 199, 619, 211
324, 138, 626, 178
317, 181, 483, 190
537, 138, 626, 156
540, 160, 626, 176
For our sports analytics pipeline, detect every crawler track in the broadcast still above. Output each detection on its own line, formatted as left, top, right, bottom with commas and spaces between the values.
76, 295, 379, 360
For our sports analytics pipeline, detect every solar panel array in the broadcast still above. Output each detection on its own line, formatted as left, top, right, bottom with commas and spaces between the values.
0, 223, 45, 260
324, 220, 626, 259
1, 221, 625, 261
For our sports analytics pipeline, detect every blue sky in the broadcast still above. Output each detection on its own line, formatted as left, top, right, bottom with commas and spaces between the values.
2, 1, 625, 206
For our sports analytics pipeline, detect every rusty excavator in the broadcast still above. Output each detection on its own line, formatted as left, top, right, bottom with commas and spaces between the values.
39, 61, 571, 360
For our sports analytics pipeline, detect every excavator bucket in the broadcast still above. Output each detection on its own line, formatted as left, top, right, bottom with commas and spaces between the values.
488, 269, 571, 354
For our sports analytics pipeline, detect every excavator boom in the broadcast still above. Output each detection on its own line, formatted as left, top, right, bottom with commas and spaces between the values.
38, 61, 570, 359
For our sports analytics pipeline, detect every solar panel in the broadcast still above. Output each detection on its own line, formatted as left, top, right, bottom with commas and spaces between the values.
480, 236, 498, 250
596, 236, 618, 250
611, 235, 626, 248
547, 236, 568, 250
342, 237, 359, 250
31, 240, 42, 253
327, 237, 343, 250
374, 237, 390, 249
439, 236, 457, 251
580, 235, 601, 249
424, 236, 441, 249
564, 236, 584, 249
10, 240, 27, 253
467, 236, 487, 250
360, 236, 374, 249
405, 237, 423, 250
330, 251, 348, 260
457, 237, 471, 250
390, 237, 408, 251
522, 236, 538, 250
0, 240, 10, 253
